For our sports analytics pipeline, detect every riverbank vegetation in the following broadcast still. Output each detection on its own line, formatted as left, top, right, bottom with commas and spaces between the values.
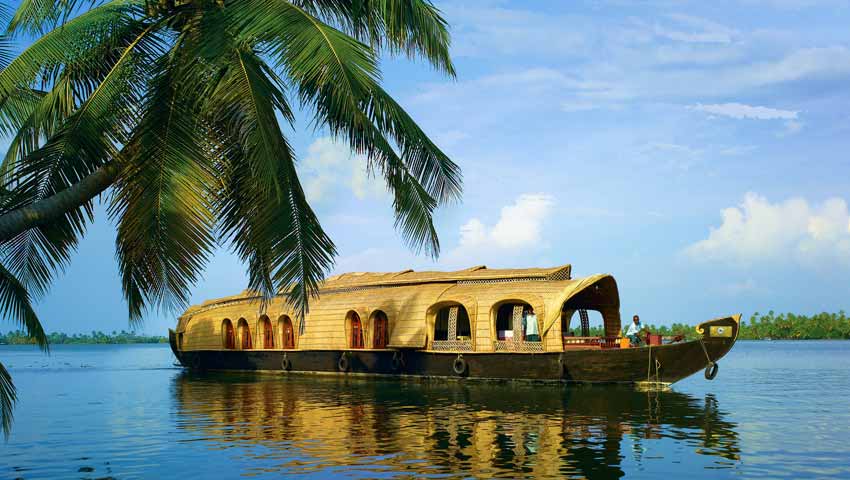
0, 330, 167, 345
584, 311, 850, 341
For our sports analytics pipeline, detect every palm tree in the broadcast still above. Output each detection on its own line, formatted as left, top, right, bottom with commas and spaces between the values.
0, 0, 461, 437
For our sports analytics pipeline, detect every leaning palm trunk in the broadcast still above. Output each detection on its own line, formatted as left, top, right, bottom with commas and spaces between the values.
0, 161, 120, 241
0, 0, 461, 437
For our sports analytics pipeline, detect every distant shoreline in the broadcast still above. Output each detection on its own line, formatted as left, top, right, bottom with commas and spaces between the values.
0, 331, 167, 345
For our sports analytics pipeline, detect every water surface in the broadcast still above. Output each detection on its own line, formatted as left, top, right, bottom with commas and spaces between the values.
2, 341, 849, 478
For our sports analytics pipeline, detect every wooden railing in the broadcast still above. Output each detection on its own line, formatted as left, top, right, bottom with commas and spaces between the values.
562, 336, 621, 349
493, 340, 544, 352
431, 338, 474, 351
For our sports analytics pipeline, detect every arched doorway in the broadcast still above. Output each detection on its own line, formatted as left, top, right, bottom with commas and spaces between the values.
347, 311, 364, 349
222, 319, 235, 349
371, 310, 389, 349
259, 315, 274, 349
237, 318, 252, 350
279, 315, 295, 349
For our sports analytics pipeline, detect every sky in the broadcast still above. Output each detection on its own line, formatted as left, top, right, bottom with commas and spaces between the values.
6, 0, 850, 335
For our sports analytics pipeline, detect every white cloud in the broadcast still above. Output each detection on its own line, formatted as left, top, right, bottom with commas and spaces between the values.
330, 193, 557, 273
455, 193, 555, 253
690, 102, 798, 120
685, 193, 850, 266
653, 14, 739, 44
300, 137, 386, 203
691, 103, 802, 134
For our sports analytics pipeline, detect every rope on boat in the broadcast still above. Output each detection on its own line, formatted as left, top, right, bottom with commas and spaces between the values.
698, 339, 712, 364
646, 346, 662, 383
699, 338, 719, 380
655, 358, 662, 384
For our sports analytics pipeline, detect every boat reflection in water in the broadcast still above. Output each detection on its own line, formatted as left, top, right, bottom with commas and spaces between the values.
172, 373, 741, 478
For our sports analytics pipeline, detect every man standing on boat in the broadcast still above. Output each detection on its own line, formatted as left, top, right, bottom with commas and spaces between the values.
626, 315, 645, 346
523, 307, 540, 342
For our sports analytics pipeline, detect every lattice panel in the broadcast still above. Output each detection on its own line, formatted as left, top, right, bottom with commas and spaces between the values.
458, 277, 547, 285
579, 309, 590, 337
494, 340, 544, 352
448, 306, 458, 341
546, 265, 572, 281
431, 340, 474, 351
513, 304, 524, 339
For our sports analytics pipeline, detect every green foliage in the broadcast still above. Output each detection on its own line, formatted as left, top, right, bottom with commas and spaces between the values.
566, 312, 850, 341
738, 311, 850, 340
0, 329, 167, 344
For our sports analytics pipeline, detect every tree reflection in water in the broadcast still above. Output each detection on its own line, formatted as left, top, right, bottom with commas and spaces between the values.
172, 373, 740, 478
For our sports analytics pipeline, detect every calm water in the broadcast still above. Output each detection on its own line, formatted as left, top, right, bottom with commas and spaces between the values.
2, 341, 849, 479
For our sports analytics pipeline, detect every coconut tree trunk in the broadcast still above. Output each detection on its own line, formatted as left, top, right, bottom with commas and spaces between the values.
0, 161, 121, 242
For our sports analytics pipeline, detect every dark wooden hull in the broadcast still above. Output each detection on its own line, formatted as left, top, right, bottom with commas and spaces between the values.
171, 315, 739, 385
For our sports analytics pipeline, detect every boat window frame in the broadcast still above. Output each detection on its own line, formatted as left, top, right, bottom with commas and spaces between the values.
429, 302, 473, 351
278, 315, 296, 349
258, 315, 274, 349
346, 310, 365, 349
490, 299, 541, 351
237, 317, 252, 350
371, 310, 390, 349
222, 318, 235, 350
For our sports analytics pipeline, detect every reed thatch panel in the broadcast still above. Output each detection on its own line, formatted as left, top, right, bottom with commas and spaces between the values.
321, 264, 571, 290
184, 315, 220, 350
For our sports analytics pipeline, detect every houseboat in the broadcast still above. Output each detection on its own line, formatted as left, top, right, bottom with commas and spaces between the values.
170, 264, 740, 385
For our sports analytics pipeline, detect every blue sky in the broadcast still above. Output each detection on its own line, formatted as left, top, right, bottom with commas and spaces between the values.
9, 0, 850, 334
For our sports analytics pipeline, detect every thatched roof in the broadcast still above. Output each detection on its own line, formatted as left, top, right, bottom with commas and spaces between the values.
321, 264, 572, 290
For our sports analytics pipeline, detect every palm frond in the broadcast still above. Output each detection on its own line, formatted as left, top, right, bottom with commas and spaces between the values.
295, 0, 455, 75
0, 22, 162, 299
8, 0, 104, 35
0, 262, 47, 350
230, 1, 460, 203
227, 1, 456, 255
0, 0, 145, 98
0, 361, 15, 440
1, 15, 155, 174
207, 47, 336, 320
110, 58, 216, 324
0, 2, 15, 68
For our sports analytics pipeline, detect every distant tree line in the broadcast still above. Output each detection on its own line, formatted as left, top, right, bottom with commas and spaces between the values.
0, 330, 168, 345
575, 311, 850, 341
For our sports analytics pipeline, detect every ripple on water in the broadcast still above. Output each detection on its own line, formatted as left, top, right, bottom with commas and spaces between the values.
1, 342, 849, 478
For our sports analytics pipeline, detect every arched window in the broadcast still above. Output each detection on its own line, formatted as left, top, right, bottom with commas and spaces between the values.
432, 304, 472, 351
259, 315, 274, 349
493, 301, 540, 352
222, 319, 235, 349
372, 310, 389, 349
237, 318, 252, 350
279, 315, 295, 349
347, 311, 364, 349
